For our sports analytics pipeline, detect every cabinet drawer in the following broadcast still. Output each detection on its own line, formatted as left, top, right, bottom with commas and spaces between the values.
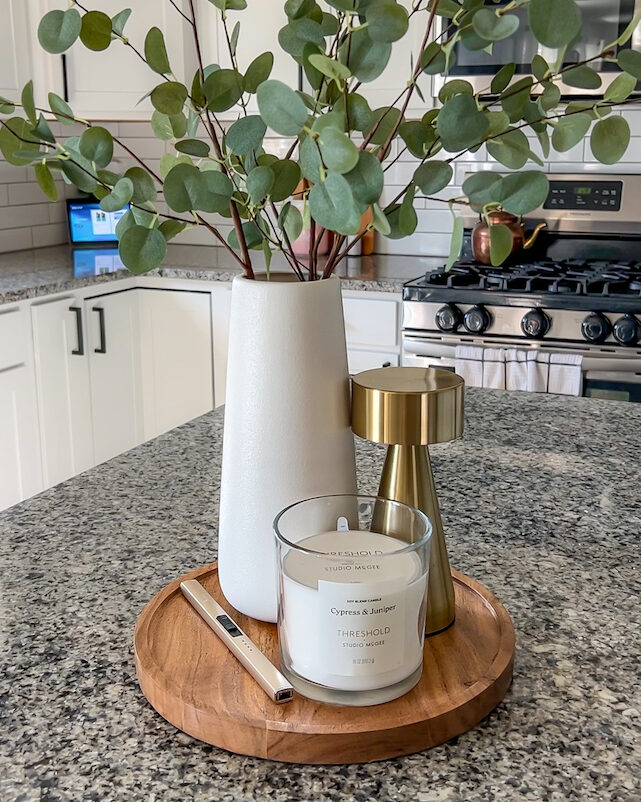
348, 349, 399, 375
343, 297, 399, 347
0, 308, 27, 370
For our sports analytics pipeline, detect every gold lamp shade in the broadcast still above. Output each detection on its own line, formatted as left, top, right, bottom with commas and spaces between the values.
352, 367, 465, 636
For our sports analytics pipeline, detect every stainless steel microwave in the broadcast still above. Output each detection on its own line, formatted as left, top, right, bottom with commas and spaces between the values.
433, 0, 641, 97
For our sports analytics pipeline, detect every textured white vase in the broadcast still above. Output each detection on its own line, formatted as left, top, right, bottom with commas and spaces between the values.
218, 274, 357, 622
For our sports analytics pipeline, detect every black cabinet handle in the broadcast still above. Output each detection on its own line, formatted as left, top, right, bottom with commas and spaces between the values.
93, 306, 107, 354
61, 54, 69, 102
69, 306, 84, 356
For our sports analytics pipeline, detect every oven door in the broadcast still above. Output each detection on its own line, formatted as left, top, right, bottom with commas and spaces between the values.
402, 334, 641, 401
433, 0, 641, 98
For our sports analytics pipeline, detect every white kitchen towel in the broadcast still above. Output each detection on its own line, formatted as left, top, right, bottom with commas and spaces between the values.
482, 348, 506, 389
506, 348, 528, 391
454, 345, 484, 387
526, 351, 550, 392
548, 353, 584, 396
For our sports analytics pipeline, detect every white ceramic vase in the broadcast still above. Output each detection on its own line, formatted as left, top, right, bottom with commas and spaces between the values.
218, 274, 357, 622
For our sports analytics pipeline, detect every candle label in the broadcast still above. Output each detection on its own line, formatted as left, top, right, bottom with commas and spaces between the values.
317, 578, 406, 676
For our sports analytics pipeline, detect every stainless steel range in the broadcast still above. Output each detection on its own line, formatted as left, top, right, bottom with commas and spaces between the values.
402, 174, 641, 402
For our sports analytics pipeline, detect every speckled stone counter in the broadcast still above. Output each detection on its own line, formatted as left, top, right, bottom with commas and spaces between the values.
0, 244, 443, 304
1, 389, 640, 802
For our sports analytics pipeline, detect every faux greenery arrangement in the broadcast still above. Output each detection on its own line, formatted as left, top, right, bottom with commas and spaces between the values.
1, 0, 640, 279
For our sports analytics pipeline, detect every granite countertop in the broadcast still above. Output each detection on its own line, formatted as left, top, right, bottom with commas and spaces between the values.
0, 244, 443, 304
1, 388, 640, 801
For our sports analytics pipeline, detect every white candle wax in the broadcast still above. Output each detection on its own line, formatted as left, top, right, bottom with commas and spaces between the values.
280, 530, 428, 691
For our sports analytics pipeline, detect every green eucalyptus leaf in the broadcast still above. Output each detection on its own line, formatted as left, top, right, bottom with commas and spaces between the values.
38, 9, 82, 54
334, 93, 373, 133
151, 110, 187, 140
278, 18, 324, 57
0, 118, 42, 165
124, 167, 156, 203
204, 69, 243, 112
32, 115, 56, 145
529, 0, 582, 49
472, 8, 519, 42
21, 81, 37, 126
540, 82, 561, 111
284, 0, 315, 19
119, 225, 167, 274
604, 72, 638, 103
487, 128, 532, 169
164, 163, 233, 213
421, 42, 446, 75
371, 202, 391, 236
438, 80, 474, 104
256, 80, 308, 135
111, 8, 132, 37
427, 0, 460, 17
48, 92, 74, 125
491, 63, 516, 94
398, 120, 436, 159
489, 223, 514, 266
226, 115, 266, 155
536, 127, 551, 159
99, 177, 134, 212
413, 161, 453, 196
365, 2, 409, 43
531, 54, 550, 81
617, 49, 641, 80
271, 159, 302, 202
344, 150, 384, 206
0, 97, 15, 114
308, 53, 351, 84
309, 172, 361, 235
230, 21, 240, 58
175, 138, 210, 157
79, 126, 113, 168
484, 110, 510, 138
228, 220, 264, 251
151, 82, 188, 115
590, 116, 630, 164
399, 187, 417, 236
159, 219, 187, 242
319, 128, 358, 174
344, 28, 391, 82
367, 107, 403, 146
145, 27, 171, 75
551, 112, 591, 152
494, 171, 550, 216
463, 171, 502, 208
300, 134, 323, 183
445, 216, 464, 271
115, 209, 135, 239
278, 202, 303, 243
500, 76, 533, 121
563, 65, 602, 90
437, 94, 489, 152
320, 11, 339, 35
34, 163, 58, 201
244, 52, 274, 93
60, 148, 98, 193
246, 165, 275, 203
80, 11, 113, 52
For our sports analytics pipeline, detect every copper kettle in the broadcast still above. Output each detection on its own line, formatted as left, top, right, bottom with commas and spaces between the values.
472, 210, 546, 265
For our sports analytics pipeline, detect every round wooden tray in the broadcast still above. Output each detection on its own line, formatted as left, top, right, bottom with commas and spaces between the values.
134, 563, 515, 764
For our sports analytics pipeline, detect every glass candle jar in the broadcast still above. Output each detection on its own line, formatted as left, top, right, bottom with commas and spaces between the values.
274, 494, 431, 706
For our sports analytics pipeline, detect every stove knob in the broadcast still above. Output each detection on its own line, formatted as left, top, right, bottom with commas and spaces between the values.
435, 303, 462, 332
463, 305, 491, 334
581, 312, 611, 344
613, 314, 640, 346
521, 309, 550, 339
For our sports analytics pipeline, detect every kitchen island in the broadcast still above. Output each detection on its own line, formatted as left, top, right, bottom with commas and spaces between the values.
1, 389, 639, 802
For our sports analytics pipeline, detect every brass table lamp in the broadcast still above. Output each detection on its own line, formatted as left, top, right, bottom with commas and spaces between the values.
351, 367, 464, 636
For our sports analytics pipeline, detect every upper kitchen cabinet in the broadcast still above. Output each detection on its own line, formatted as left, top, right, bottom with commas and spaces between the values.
0, 1, 35, 104
28, 0, 191, 119
194, 0, 292, 117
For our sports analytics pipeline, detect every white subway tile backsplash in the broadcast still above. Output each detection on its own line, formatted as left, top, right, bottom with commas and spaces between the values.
115, 138, 167, 159
0, 203, 50, 229
8, 182, 50, 206
32, 223, 68, 248
0, 227, 33, 251
0, 186, 8, 207
0, 162, 28, 183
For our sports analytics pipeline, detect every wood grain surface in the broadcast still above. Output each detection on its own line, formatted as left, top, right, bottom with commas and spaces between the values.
134, 564, 515, 764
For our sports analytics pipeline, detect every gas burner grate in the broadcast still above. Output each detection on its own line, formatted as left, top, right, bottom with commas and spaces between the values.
422, 259, 641, 297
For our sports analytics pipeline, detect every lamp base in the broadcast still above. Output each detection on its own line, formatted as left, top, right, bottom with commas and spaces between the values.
378, 444, 456, 636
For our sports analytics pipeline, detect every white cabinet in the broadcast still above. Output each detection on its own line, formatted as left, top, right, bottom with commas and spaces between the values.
342, 290, 402, 377
138, 288, 214, 439
0, 304, 42, 510
31, 295, 93, 488
0, 1, 34, 103
86, 290, 144, 464
30, 0, 190, 119
211, 283, 232, 407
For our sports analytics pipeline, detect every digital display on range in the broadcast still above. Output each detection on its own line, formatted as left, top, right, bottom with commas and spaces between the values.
544, 180, 623, 211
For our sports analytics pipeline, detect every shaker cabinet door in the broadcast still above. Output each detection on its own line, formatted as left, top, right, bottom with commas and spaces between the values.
31, 296, 94, 489
85, 290, 144, 464
0, 1, 34, 104
138, 288, 214, 440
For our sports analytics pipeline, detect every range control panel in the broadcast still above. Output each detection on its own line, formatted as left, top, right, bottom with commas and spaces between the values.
544, 180, 623, 211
